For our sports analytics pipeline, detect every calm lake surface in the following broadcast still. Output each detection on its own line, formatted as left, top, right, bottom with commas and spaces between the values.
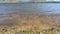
0, 3, 60, 16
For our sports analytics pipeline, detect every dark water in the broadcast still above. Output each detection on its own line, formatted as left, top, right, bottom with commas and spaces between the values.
0, 3, 60, 16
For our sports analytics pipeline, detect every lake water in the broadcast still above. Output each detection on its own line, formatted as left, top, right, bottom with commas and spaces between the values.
0, 3, 60, 16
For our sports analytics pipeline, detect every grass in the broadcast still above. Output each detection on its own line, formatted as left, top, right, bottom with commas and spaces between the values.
0, 25, 60, 34
14, 28, 60, 34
